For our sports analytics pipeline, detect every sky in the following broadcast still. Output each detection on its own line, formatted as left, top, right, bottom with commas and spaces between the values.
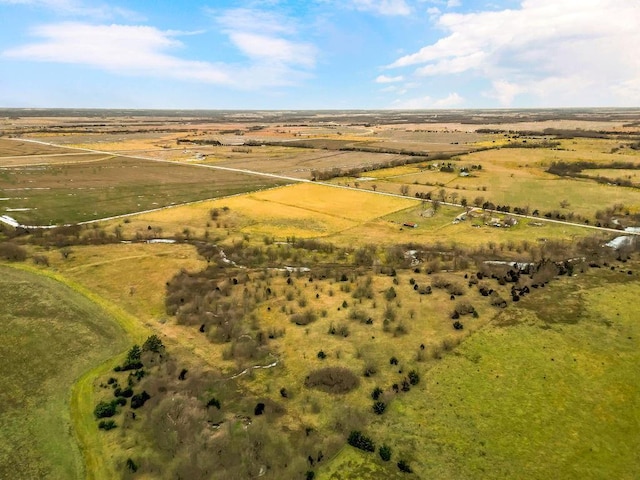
0, 0, 638, 109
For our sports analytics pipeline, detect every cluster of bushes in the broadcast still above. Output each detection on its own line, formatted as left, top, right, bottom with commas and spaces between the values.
304, 367, 359, 394
0, 242, 26, 261
348, 431, 411, 473
94, 336, 163, 432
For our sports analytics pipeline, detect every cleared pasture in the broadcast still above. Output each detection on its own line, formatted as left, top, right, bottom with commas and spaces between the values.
0, 265, 128, 480
323, 266, 640, 479
113, 183, 419, 241
0, 156, 289, 225
0, 152, 113, 167
193, 146, 419, 179
341, 140, 640, 218
0, 138, 79, 156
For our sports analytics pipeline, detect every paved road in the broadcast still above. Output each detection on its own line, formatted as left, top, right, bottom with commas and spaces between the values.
2, 136, 639, 238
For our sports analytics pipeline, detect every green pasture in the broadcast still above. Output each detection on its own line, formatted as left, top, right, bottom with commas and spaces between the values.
0, 265, 128, 479
0, 157, 288, 225
320, 265, 640, 479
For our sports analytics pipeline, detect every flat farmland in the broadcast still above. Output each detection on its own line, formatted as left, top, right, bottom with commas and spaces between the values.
0, 152, 113, 167
0, 138, 80, 156
186, 146, 417, 179
0, 156, 289, 225
112, 183, 419, 241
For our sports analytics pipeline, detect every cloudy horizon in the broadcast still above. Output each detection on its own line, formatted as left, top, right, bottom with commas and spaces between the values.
1, 0, 638, 109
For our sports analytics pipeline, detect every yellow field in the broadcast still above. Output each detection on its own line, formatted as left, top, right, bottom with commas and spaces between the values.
67, 133, 184, 152
44, 243, 206, 322
112, 184, 420, 241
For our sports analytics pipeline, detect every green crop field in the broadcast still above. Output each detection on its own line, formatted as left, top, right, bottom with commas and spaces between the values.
0, 265, 128, 479
0, 156, 289, 225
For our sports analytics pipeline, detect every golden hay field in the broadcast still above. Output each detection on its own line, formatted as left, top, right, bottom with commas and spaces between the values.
113, 183, 420, 241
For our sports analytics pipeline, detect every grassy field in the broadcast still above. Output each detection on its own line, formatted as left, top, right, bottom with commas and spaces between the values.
0, 138, 80, 156
110, 183, 420, 241
319, 264, 640, 479
338, 139, 640, 219
0, 265, 129, 479
0, 155, 288, 225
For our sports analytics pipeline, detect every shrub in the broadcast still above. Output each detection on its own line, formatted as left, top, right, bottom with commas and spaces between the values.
408, 370, 420, 385
305, 367, 359, 394
114, 387, 133, 398
379, 444, 392, 462
393, 323, 408, 336
347, 431, 375, 452
142, 334, 164, 353
32, 254, 50, 266
94, 400, 117, 419
98, 419, 117, 431
372, 401, 386, 415
206, 397, 221, 409
385, 287, 397, 301
254, 402, 265, 415
446, 282, 465, 296
126, 458, 138, 473
118, 344, 143, 371
398, 459, 413, 473
371, 386, 383, 400
389, 356, 399, 365
453, 321, 464, 330
131, 391, 150, 409
0, 242, 27, 262
291, 310, 318, 326
363, 362, 377, 377
317, 351, 327, 360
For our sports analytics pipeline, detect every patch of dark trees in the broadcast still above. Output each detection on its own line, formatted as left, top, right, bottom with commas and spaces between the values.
176, 138, 222, 146
547, 160, 640, 189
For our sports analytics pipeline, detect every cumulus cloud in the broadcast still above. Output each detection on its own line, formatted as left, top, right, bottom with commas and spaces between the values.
392, 92, 464, 108
387, 0, 640, 106
375, 74, 404, 83
2, 22, 313, 88
351, 0, 411, 16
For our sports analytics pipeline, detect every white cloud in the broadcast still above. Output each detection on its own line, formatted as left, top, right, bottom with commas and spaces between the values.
229, 32, 316, 68
433, 92, 464, 107
0, 0, 142, 20
392, 92, 464, 108
351, 0, 411, 16
212, 7, 317, 70
375, 74, 404, 83
446, 0, 461, 7
387, 0, 640, 106
214, 8, 297, 35
2, 22, 312, 88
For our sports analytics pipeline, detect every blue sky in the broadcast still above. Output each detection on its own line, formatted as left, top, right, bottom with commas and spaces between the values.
0, 0, 638, 109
